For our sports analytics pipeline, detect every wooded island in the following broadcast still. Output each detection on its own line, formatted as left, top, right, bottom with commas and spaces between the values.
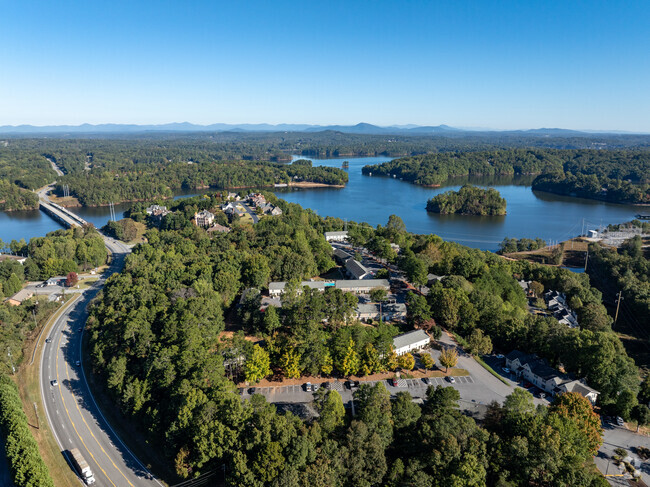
426, 185, 507, 215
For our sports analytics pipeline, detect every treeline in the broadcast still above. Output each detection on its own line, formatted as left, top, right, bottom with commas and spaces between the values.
498, 237, 547, 254
363, 148, 650, 204
532, 172, 650, 204
0, 180, 39, 211
0, 376, 55, 487
587, 238, 649, 341
426, 185, 507, 215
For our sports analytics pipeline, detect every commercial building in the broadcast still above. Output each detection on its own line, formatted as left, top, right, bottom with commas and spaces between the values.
392, 330, 431, 356
324, 231, 348, 242
268, 279, 390, 297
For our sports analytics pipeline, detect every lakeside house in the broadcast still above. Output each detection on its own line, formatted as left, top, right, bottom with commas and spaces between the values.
194, 210, 215, 228
268, 279, 390, 297
505, 350, 599, 404
146, 205, 170, 225
392, 330, 431, 356
325, 231, 348, 242
544, 290, 579, 328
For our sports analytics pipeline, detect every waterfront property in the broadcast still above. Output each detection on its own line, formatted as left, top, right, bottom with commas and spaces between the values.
194, 210, 215, 227
345, 258, 373, 280
325, 231, 348, 242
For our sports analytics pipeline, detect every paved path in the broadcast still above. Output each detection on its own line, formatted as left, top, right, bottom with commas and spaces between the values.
596, 421, 650, 485
40, 235, 162, 486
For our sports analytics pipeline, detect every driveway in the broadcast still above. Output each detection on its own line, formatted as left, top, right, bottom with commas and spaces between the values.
596, 421, 649, 485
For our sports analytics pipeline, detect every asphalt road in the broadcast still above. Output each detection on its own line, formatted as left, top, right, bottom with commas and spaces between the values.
40, 236, 162, 487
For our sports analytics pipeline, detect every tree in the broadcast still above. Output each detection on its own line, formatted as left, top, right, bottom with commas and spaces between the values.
321, 350, 333, 375
245, 345, 271, 384
550, 392, 603, 454
65, 271, 79, 287
361, 343, 382, 376
397, 353, 415, 371
632, 404, 650, 432
503, 388, 535, 416
420, 353, 434, 370
616, 389, 638, 421
529, 281, 544, 298
242, 254, 271, 288
316, 390, 345, 433
370, 287, 387, 303
467, 329, 492, 356
339, 339, 360, 377
406, 292, 431, 327
439, 347, 458, 372
262, 306, 281, 335
281, 348, 302, 379
424, 385, 460, 413
392, 391, 421, 430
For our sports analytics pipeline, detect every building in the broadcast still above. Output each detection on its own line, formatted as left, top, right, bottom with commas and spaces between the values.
247, 193, 267, 208
6, 289, 34, 306
392, 330, 430, 356
194, 210, 215, 228
0, 254, 27, 265
268, 279, 390, 297
356, 302, 407, 321
505, 350, 599, 404
544, 290, 579, 328
145, 205, 170, 224
324, 231, 348, 242
269, 206, 283, 216
345, 259, 373, 280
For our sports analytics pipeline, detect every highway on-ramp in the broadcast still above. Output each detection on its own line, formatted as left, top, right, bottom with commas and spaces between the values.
40, 236, 163, 487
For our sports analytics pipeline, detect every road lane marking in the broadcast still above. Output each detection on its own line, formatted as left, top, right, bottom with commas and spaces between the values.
56, 330, 117, 487
64, 353, 135, 487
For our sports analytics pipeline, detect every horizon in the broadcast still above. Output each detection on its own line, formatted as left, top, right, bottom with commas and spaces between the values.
1, 1, 649, 131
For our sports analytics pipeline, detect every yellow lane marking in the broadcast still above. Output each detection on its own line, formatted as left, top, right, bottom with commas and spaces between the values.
65, 341, 136, 487
56, 330, 117, 487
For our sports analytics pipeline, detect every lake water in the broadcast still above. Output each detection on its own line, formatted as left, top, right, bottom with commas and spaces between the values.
0, 156, 641, 251
273, 156, 640, 250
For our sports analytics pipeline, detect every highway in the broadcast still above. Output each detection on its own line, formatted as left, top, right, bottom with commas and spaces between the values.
39, 236, 162, 486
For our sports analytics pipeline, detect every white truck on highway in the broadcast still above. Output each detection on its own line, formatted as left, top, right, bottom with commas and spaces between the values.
70, 448, 96, 485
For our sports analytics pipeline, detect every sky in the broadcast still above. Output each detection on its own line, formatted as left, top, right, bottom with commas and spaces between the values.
1, 1, 649, 131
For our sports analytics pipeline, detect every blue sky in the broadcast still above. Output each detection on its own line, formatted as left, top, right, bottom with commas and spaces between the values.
1, 1, 649, 131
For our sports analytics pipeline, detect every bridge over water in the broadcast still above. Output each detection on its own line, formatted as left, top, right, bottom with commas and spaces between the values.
39, 197, 89, 228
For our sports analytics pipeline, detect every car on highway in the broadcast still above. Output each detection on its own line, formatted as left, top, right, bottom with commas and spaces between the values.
446, 376, 456, 383
75, 360, 81, 366
45, 337, 52, 343
77, 327, 83, 333
50, 379, 58, 387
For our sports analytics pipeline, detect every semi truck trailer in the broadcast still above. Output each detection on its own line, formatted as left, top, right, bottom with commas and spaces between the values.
70, 448, 96, 485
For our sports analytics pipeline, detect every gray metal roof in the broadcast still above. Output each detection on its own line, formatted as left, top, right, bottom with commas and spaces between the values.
392, 330, 430, 351
345, 259, 370, 279
335, 279, 389, 289
325, 231, 348, 238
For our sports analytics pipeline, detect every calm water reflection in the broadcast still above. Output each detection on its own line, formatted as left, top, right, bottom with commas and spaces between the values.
0, 156, 641, 251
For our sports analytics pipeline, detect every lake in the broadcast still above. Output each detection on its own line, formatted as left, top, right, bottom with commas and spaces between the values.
0, 156, 641, 251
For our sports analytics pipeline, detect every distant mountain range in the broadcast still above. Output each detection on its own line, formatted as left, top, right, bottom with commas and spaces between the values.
0, 122, 644, 136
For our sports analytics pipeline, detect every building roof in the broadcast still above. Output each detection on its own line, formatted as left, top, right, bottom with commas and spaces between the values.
335, 279, 389, 290
207, 224, 230, 233
527, 359, 560, 380
7, 288, 34, 304
345, 259, 371, 279
506, 350, 536, 363
325, 231, 348, 238
357, 302, 406, 315
392, 330, 430, 351
333, 248, 353, 261
196, 210, 214, 219
560, 379, 599, 397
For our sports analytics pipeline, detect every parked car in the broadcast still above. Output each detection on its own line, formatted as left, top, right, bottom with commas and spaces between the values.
537, 391, 546, 399
502, 367, 511, 374
75, 361, 81, 367
496, 354, 505, 359
50, 380, 58, 387
304, 382, 312, 392
446, 376, 456, 384
248, 387, 258, 395
616, 416, 625, 426
390, 378, 399, 387
423, 377, 431, 385
312, 383, 320, 392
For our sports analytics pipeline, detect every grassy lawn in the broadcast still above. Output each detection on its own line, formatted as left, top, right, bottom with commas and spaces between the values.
75, 277, 99, 290
16, 295, 82, 487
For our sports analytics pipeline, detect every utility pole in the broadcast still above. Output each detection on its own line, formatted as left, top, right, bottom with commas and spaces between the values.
584, 250, 589, 271
614, 292, 623, 325
581, 218, 585, 237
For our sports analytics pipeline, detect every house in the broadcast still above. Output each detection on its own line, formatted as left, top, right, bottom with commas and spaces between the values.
556, 379, 600, 405
146, 204, 167, 215
356, 302, 407, 321
194, 210, 215, 228
207, 224, 230, 234
544, 290, 579, 328
268, 280, 330, 297
345, 259, 373, 280
226, 192, 240, 201
247, 193, 267, 208
145, 205, 170, 224
269, 206, 283, 216
505, 350, 599, 404
325, 231, 348, 242
392, 330, 430, 356
6, 289, 34, 306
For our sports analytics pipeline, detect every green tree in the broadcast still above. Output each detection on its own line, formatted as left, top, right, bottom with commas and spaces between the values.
467, 329, 492, 356
397, 353, 415, 371
370, 287, 387, 303
392, 391, 421, 430
281, 348, 302, 379
632, 404, 650, 432
316, 390, 345, 433
262, 305, 281, 335
339, 339, 360, 377
550, 392, 603, 454
406, 292, 431, 327
245, 345, 271, 384
420, 352, 435, 369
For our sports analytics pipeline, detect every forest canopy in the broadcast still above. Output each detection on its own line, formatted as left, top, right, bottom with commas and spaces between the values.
426, 185, 507, 215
